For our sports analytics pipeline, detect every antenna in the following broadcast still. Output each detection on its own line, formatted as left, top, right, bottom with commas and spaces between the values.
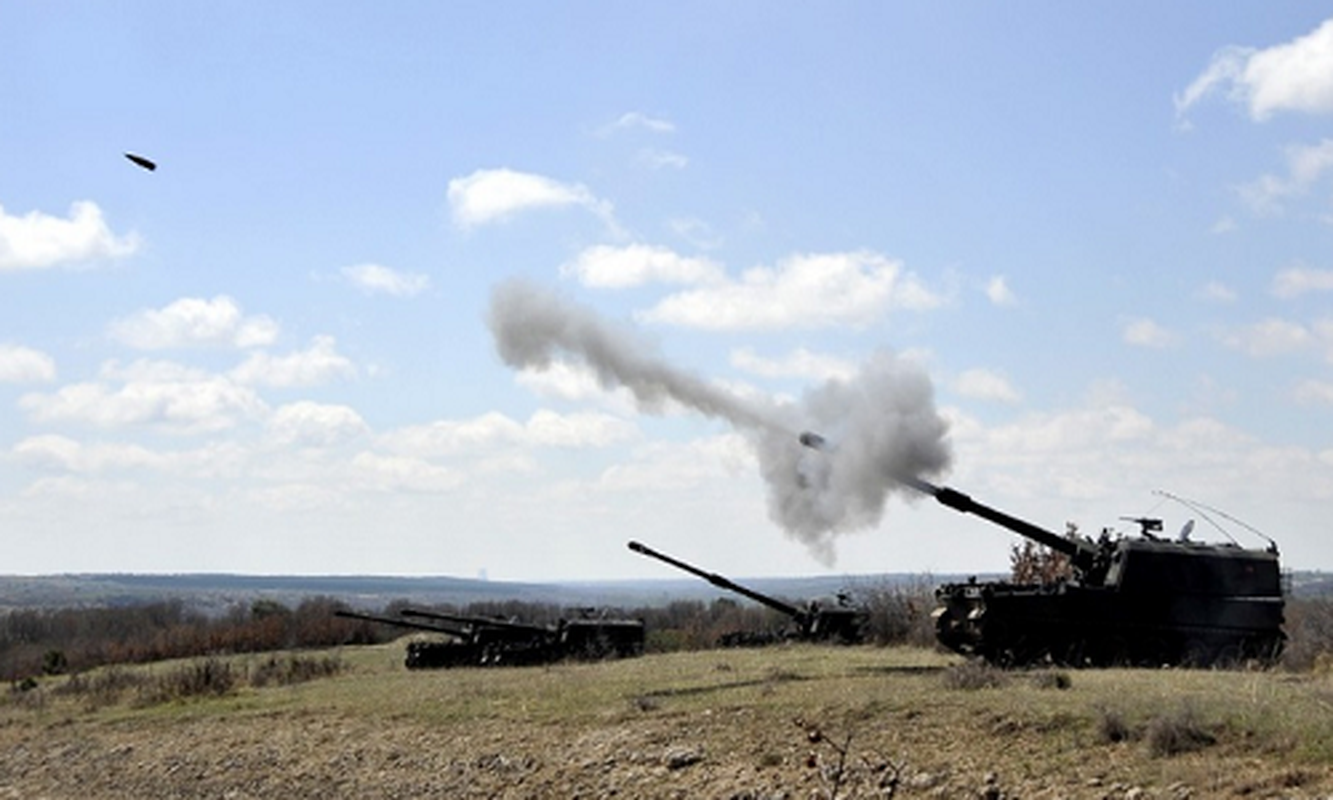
1152, 490, 1277, 550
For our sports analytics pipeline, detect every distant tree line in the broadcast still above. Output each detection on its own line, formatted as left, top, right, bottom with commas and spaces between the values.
6, 577, 1333, 681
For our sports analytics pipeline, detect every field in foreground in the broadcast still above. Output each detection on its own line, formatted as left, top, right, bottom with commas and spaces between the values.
3, 643, 1333, 799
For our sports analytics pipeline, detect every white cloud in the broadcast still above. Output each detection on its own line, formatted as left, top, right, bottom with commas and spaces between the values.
1176, 18, 1333, 121
598, 111, 676, 136
667, 218, 722, 250
595, 435, 750, 493
0, 344, 55, 383
0, 201, 140, 271
729, 347, 858, 382
1122, 317, 1178, 349
1236, 139, 1333, 215
640, 250, 944, 330
341, 263, 430, 297
1272, 265, 1333, 298
229, 336, 356, 387
109, 296, 279, 350
20, 359, 266, 433
637, 148, 688, 170
562, 244, 724, 288
953, 369, 1021, 404
1199, 281, 1238, 304
267, 401, 369, 446
349, 452, 464, 493
1222, 318, 1313, 357
984, 275, 1017, 306
11, 435, 247, 478
380, 409, 636, 457
447, 168, 616, 231
1295, 379, 1333, 406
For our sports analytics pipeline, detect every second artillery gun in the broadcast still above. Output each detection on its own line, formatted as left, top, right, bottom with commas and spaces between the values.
628, 540, 866, 645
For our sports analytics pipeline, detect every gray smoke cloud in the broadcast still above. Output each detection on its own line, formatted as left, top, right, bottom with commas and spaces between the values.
487, 279, 952, 563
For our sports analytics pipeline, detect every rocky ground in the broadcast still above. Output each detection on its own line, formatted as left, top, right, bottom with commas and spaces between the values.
2, 646, 1332, 799
2, 704, 1330, 799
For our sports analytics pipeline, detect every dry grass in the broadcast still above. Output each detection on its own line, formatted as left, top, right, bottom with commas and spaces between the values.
4, 642, 1333, 797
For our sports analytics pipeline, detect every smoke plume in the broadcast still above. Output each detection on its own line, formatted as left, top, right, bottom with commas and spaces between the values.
487, 279, 952, 563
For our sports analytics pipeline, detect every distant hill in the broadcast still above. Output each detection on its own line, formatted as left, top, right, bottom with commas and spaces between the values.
0, 572, 964, 615
4, 569, 1328, 615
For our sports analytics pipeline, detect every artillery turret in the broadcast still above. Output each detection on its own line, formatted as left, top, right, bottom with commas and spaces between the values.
628, 540, 865, 645
901, 474, 1283, 667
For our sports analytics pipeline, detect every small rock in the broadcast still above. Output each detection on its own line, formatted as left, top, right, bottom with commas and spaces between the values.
664, 747, 703, 770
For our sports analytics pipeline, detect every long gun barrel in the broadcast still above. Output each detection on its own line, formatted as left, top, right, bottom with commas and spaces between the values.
899, 474, 1100, 572
400, 607, 552, 634
796, 432, 1100, 573
334, 609, 470, 638
628, 540, 806, 619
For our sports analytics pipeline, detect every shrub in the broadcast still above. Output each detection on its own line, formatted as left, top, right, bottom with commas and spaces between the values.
1145, 706, 1216, 757
941, 660, 1009, 690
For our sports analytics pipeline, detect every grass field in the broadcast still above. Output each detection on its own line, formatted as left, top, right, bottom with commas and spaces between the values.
3, 641, 1333, 798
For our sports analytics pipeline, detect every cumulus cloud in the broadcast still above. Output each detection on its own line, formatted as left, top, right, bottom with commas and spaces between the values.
639, 250, 944, 330
598, 111, 676, 136
562, 244, 724, 288
267, 401, 369, 446
11, 435, 246, 478
0, 344, 55, 383
730, 347, 858, 382
984, 276, 1017, 306
953, 369, 1021, 404
1176, 18, 1333, 121
109, 296, 279, 350
341, 263, 430, 297
1199, 281, 1238, 303
20, 359, 266, 433
1295, 379, 1333, 406
1272, 265, 1333, 298
637, 149, 688, 170
447, 168, 616, 231
229, 336, 356, 387
1222, 318, 1314, 357
1122, 317, 1179, 349
1236, 139, 1333, 215
349, 452, 464, 494
380, 410, 636, 457
0, 201, 140, 271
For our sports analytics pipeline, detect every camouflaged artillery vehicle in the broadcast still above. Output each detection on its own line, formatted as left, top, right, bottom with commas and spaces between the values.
795, 431, 1285, 668
904, 476, 1284, 667
399, 607, 645, 664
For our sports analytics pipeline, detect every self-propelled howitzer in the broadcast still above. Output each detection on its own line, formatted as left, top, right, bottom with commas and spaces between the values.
627, 540, 865, 644
907, 475, 1285, 668
400, 607, 645, 663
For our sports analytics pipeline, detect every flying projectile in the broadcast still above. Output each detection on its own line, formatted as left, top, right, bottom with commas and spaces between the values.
797, 431, 827, 450
124, 152, 157, 171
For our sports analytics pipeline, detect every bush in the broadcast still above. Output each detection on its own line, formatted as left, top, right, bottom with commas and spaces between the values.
1144, 706, 1216, 757
941, 660, 1009, 690
248, 654, 345, 687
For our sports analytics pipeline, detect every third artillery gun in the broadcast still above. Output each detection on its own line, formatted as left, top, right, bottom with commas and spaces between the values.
628, 540, 866, 645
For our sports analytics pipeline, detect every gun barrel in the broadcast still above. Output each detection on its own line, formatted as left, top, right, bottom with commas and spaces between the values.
334, 609, 469, 638
628, 540, 805, 619
400, 607, 551, 634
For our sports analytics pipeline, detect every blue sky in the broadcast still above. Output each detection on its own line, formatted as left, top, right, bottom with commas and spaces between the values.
3, 3, 1333, 581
